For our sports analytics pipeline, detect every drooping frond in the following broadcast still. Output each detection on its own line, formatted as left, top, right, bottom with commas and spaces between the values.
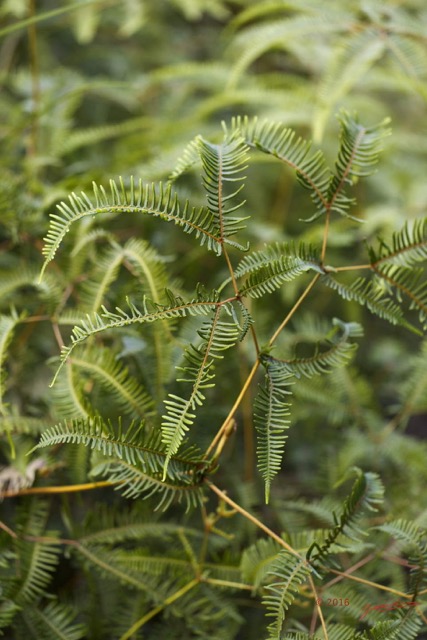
40, 178, 221, 279
321, 273, 407, 328
32, 417, 206, 510
20, 602, 86, 640
376, 519, 427, 597
314, 29, 387, 141
0, 267, 61, 310
70, 347, 154, 419
227, 12, 345, 88
373, 264, 427, 330
263, 319, 363, 379
198, 131, 249, 241
235, 243, 323, 299
168, 135, 202, 182
263, 550, 311, 640
396, 340, 427, 425
162, 304, 242, 473
50, 364, 89, 419
51, 287, 222, 384
0, 310, 20, 413
79, 242, 127, 313
240, 538, 282, 592
10, 501, 61, 605
370, 217, 427, 268
227, 116, 331, 217
254, 358, 294, 503
326, 111, 391, 219
306, 468, 384, 567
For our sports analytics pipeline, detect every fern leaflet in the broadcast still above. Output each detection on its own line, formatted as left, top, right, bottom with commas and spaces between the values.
254, 358, 294, 503
263, 550, 311, 640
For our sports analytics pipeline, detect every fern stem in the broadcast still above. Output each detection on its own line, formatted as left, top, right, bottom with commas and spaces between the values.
202, 576, 253, 591
203, 359, 259, 459
2, 480, 117, 498
206, 481, 302, 560
118, 578, 199, 640
333, 264, 372, 271
326, 567, 410, 597
320, 210, 331, 263
308, 575, 329, 639
269, 274, 321, 346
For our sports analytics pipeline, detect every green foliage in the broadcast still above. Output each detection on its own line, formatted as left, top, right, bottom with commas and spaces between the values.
1, 1, 427, 638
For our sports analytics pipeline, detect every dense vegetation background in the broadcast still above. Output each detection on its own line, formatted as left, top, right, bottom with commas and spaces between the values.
0, 1, 426, 638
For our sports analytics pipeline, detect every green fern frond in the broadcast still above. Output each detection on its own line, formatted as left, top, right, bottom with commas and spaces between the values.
240, 538, 282, 592
397, 340, 427, 423
198, 131, 249, 241
263, 550, 311, 640
227, 116, 331, 217
376, 519, 427, 596
71, 347, 154, 419
11, 504, 61, 604
79, 242, 126, 313
20, 601, 86, 640
168, 135, 202, 182
306, 468, 384, 567
314, 28, 387, 141
386, 33, 427, 79
370, 218, 427, 268
50, 364, 89, 419
33, 417, 205, 510
162, 305, 242, 473
0, 310, 21, 414
254, 358, 294, 503
227, 13, 344, 89
0, 267, 61, 310
51, 288, 221, 384
264, 318, 363, 379
326, 111, 391, 219
374, 264, 427, 330
321, 273, 406, 328
237, 244, 323, 299
40, 177, 221, 280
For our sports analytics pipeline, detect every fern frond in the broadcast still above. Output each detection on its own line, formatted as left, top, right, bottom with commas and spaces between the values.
168, 134, 202, 182
0, 267, 61, 309
51, 288, 221, 384
263, 550, 311, 640
373, 264, 427, 330
0, 310, 21, 414
254, 358, 294, 503
236, 243, 323, 298
326, 111, 391, 219
264, 318, 363, 379
71, 347, 154, 419
79, 242, 126, 313
240, 538, 282, 592
198, 131, 249, 241
397, 340, 427, 423
50, 364, 89, 419
306, 468, 384, 567
162, 304, 242, 473
228, 116, 331, 217
33, 417, 206, 510
314, 28, 387, 141
40, 178, 222, 280
11, 502, 61, 604
370, 217, 427, 268
321, 273, 406, 327
376, 519, 427, 596
20, 601, 86, 640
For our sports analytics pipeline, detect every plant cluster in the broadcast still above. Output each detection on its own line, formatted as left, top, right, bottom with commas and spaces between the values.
0, 1, 427, 639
